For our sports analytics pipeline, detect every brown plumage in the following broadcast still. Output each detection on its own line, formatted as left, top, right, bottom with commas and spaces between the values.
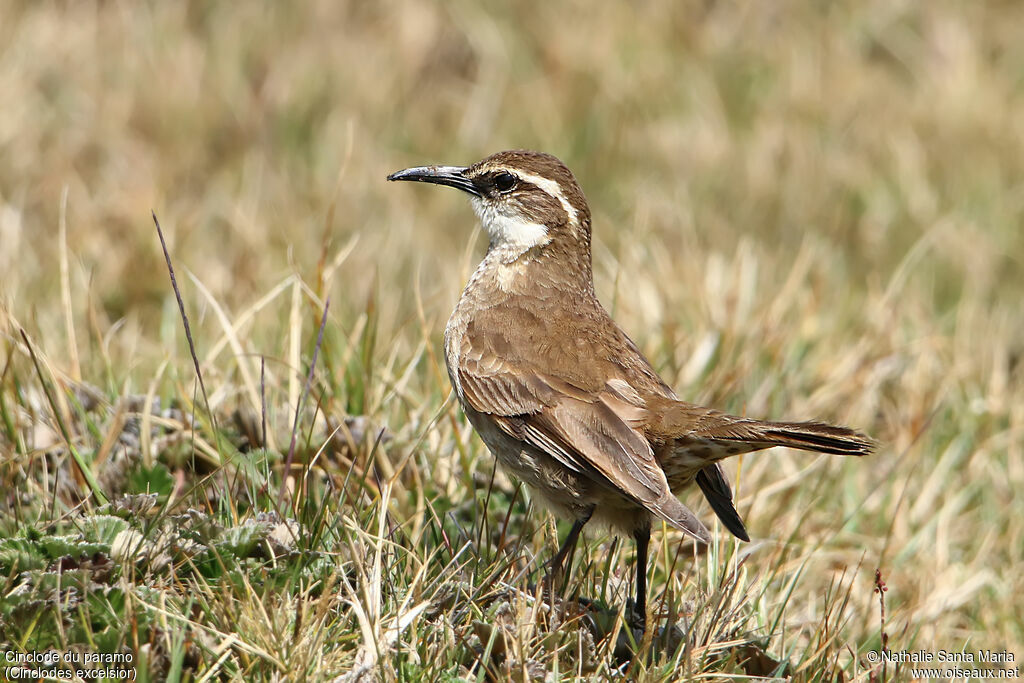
388, 150, 873, 626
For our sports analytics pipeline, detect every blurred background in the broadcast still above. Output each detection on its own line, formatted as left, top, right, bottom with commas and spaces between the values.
1, 0, 1021, 674
6, 2, 1022, 327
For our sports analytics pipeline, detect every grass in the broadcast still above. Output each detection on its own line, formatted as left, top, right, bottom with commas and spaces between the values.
1, 1, 1022, 680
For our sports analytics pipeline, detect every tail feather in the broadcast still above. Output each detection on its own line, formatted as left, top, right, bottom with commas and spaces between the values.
689, 413, 875, 457
759, 421, 874, 456
659, 404, 873, 544
695, 466, 750, 541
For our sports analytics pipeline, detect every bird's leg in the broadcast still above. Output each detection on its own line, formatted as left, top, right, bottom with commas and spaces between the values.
544, 507, 594, 591
632, 526, 650, 630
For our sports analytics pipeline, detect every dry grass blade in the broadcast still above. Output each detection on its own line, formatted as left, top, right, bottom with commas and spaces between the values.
152, 211, 218, 441
278, 296, 330, 510
17, 326, 106, 503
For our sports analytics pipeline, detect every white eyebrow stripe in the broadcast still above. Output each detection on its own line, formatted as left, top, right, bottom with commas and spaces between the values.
514, 171, 578, 226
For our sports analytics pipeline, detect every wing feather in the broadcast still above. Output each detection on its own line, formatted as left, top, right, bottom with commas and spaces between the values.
458, 364, 709, 542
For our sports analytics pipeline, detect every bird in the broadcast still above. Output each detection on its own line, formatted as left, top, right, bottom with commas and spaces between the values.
387, 150, 873, 627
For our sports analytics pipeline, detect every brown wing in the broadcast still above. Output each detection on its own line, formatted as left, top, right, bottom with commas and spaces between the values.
457, 316, 710, 543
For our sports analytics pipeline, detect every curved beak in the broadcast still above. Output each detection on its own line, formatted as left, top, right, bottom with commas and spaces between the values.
387, 165, 480, 196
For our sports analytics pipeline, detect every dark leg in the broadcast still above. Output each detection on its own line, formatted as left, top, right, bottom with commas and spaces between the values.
545, 507, 594, 585
632, 526, 650, 629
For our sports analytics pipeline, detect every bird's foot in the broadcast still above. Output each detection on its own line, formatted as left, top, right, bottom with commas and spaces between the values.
624, 598, 647, 632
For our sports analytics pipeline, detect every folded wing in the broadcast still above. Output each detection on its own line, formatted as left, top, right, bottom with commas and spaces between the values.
458, 362, 711, 543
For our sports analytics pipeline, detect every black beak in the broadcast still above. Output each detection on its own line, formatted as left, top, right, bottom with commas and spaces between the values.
387, 165, 480, 197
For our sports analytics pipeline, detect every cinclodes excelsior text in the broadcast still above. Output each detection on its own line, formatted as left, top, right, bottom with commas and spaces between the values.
388, 150, 873, 627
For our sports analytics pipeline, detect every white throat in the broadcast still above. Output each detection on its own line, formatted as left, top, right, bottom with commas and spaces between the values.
470, 197, 550, 259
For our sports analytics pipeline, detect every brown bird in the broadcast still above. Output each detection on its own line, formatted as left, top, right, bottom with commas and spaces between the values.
388, 150, 873, 626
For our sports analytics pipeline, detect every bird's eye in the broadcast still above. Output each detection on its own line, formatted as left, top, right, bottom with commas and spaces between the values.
493, 172, 516, 193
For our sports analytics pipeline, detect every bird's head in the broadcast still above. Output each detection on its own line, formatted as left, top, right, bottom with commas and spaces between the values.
388, 150, 591, 258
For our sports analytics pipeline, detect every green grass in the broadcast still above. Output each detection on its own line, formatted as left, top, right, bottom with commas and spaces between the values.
1, 1, 1022, 680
